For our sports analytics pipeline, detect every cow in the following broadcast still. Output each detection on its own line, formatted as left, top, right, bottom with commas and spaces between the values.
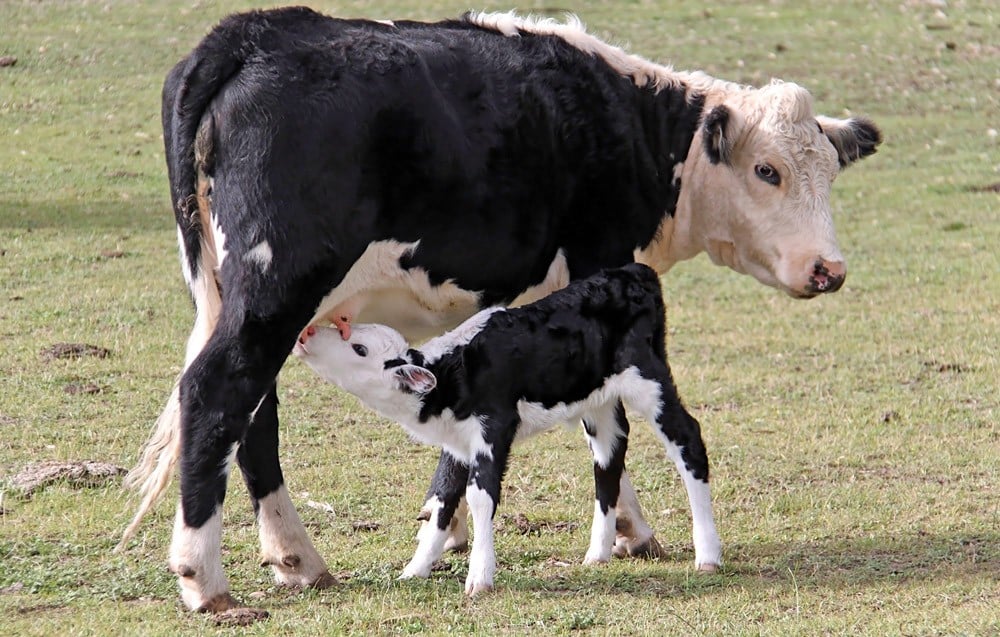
293, 264, 717, 595
117, 7, 881, 611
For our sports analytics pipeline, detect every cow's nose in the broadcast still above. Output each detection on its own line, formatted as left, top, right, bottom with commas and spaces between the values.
807, 259, 846, 294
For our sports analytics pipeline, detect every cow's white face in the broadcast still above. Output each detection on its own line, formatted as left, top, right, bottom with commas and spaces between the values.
293, 325, 436, 416
676, 81, 881, 298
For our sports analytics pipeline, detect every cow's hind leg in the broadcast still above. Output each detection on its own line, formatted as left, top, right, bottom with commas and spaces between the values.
402, 454, 470, 579
631, 363, 721, 571
581, 401, 629, 565
237, 384, 334, 589
170, 300, 320, 610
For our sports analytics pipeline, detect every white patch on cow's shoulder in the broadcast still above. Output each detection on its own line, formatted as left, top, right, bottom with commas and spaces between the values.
310, 240, 482, 342
374, 19, 395, 27
209, 213, 228, 270
244, 240, 273, 272
510, 250, 569, 308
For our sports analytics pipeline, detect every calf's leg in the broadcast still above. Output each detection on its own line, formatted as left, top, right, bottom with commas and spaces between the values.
402, 454, 470, 579
632, 362, 722, 571
581, 401, 630, 565
416, 452, 470, 555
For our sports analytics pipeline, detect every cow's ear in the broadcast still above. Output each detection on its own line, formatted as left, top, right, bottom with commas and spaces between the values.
817, 116, 882, 168
702, 105, 734, 165
394, 365, 437, 395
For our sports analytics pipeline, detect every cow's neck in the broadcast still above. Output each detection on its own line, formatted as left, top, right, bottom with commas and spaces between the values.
634, 84, 733, 276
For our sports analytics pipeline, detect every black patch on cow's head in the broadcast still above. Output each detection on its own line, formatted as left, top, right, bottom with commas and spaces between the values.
383, 358, 407, 369
407, 348, 426, 367
821, 117, 883, 168
702, 105, 733, 165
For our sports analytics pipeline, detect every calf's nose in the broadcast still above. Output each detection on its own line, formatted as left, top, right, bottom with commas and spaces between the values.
807, 259, 846, 294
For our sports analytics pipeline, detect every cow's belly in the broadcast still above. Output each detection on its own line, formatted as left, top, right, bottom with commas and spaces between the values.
309, 241, 569, 343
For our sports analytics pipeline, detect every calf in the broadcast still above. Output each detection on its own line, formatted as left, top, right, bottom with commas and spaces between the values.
294, 264, 720, 595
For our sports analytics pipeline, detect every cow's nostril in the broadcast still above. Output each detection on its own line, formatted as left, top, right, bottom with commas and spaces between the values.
808, 260, 846, 294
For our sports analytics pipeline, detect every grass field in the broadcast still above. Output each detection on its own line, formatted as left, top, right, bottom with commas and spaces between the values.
1, 0, 997, 634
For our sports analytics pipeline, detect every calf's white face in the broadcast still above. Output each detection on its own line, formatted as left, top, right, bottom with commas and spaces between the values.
680, 81, 880, 298
292, 325, 436, 412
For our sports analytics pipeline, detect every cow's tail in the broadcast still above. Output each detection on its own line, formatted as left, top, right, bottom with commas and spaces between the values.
117, 18, 257, 550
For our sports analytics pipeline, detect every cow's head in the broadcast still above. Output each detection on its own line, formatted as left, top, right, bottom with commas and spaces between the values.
293, 325, 436, 416
680, 80, 881, 298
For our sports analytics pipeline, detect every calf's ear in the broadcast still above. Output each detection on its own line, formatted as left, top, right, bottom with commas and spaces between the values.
702, 105, 735, 165
817, 115, 882, 168
394, 365, 437, 394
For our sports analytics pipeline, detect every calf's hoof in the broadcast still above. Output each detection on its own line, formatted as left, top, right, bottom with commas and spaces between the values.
197, 592, 240, 614
696, 561, 721, 573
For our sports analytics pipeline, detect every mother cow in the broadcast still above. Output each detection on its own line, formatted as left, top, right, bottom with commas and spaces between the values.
120, 7, 880, 611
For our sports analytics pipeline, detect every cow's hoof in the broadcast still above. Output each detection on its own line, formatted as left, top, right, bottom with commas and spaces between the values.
198, 592, 240, 614
464, 581, 493, 597
263, 553, 334, 589
213, 606, 269, 627
582, 554, 610, 566
613, 534, 666, 560
696, 562, 720, 573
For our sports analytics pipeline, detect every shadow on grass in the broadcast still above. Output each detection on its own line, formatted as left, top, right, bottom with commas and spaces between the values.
328, 529, 1000, 598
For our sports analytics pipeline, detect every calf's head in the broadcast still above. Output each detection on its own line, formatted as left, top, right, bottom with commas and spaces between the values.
683, 81, 881, 298
293, 325, 437, 412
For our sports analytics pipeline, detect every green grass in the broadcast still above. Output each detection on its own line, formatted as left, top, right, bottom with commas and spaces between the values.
1, 0, 998, 634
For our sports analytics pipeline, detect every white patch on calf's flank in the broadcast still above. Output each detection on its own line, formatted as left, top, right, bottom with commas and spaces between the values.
509, 250, 569, 308
310, 240, 482, 343
374, 19, 395, 27
256, 485, 332, 587
244, 240, 273, 272
169, 504, 229, 611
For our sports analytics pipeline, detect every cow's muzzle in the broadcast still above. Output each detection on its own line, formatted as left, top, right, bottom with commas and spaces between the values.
805, 259, 846, 296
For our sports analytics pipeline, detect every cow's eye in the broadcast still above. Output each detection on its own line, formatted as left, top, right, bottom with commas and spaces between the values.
754, 163, 781, 186
352, 344, 368, 357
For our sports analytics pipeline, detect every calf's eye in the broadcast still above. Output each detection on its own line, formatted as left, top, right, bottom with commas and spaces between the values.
754, 163, 781, 186
352, 344, 368, 357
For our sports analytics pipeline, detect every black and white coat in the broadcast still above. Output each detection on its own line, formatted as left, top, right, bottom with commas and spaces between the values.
294, 264, 720, 595
119, 6, 880, 611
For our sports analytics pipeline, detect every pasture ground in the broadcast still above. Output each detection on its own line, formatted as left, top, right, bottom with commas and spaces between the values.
1, 1, 997, 634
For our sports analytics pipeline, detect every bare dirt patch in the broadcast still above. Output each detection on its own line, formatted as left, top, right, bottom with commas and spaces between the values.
497, 512, 580, 536
212, 607, 269, 627
40, 343, 111, 361
8, 460, 125, 497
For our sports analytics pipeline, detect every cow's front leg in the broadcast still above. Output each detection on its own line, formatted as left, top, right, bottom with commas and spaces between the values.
418, 452, 470, 553
238, 384, 334, 589
582, 402, 629, 565
402, 458, 470, 579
